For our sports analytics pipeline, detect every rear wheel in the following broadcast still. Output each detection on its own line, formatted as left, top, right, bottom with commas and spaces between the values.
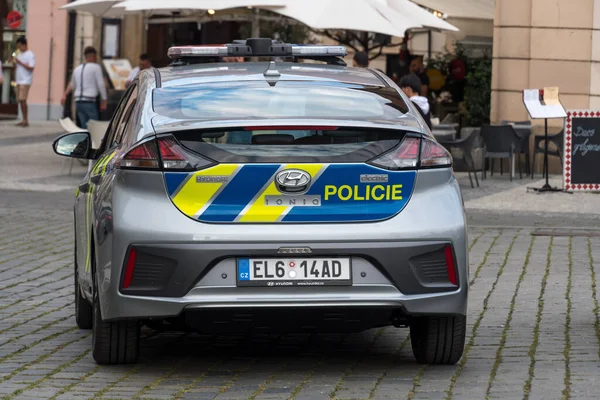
74, 268, 92, 329
74, 232, 92, 330
409, 315, 466, 365
91, 262, 140, 365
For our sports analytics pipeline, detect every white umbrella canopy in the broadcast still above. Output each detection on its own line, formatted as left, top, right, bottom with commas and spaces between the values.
384, 0, 458, 31
60, 0, 124, 17
267, 0, 419, 37
61, 0, 285, 16
119, 0, 285, 13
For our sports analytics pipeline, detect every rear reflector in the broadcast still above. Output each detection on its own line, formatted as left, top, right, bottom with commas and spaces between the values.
123, 248, 137, 289
444, 244, 457, 286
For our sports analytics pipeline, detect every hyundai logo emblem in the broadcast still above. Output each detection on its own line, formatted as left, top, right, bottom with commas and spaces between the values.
275, 169, 312, 194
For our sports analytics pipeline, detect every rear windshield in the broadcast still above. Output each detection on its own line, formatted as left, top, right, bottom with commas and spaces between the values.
174, 128, 407, 163
153, 81, 409, 121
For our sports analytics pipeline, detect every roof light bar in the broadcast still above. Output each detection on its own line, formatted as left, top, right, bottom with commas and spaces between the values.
168, 39, 347, 60
168, 46, 229, 59
291, 45, 347, 57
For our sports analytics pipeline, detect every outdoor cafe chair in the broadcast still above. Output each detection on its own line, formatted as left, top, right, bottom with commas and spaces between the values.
438, 127, 481, 189
480, 124, 520, 181
531, 129, 564, 179
501, 120, 532, 177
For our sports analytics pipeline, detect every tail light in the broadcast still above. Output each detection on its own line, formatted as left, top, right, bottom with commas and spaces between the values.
370, 136, 451, 170
421, 139, 452, 167
119, 141, 160, 169
117, 136, 213, 171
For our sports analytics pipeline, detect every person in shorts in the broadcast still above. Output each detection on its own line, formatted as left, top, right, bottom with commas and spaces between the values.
10, 37, 35, 127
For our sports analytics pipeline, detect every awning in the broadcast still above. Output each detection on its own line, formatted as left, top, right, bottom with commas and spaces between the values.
411, 0, 495, 20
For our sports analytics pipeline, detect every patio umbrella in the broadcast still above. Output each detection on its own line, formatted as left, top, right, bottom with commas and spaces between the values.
385, 0, 458, 32
117, 0, 287, 38
60, 0, 124, 17
266, 0, 417, 37
118, 0, 285, 14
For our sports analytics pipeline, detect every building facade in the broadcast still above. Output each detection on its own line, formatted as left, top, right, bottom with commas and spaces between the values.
1, 0, 69, 120
492, 0, 600, 125
492, 0, 600, 172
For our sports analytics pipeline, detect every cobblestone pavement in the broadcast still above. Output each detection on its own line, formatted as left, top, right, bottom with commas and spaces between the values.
1, 199, 600, 400
2, 121, 600, 399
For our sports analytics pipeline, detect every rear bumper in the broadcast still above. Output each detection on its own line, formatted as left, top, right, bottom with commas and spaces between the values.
101, 239, 468, 321
98, 168, 469, 322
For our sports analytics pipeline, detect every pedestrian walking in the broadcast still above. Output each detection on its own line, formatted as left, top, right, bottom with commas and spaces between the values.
399, 73, 432, 129
10, 37, 35, 127
126, 53, 152, 88
61, 47, 107, 130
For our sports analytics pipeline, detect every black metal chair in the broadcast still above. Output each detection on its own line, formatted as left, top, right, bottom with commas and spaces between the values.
501, 120, 532, 177
480, 124, 520, 181
532, 129, 564, 179
439, 128, 481, 188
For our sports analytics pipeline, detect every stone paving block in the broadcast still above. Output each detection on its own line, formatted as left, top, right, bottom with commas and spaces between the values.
2, 202, 600, 398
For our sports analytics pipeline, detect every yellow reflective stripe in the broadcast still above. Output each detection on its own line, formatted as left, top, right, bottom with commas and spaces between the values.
172, 165, 239, 217
239, 164, 324, 223
92, 155, 106, 174
99, 153, 115, 174
84, 186, 95, 272
91, 156, 106, 176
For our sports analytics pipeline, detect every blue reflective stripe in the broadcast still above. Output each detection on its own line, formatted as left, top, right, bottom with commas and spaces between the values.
164, 172, 190, 196
283, 165, 416, 223
199, 165, 280, 222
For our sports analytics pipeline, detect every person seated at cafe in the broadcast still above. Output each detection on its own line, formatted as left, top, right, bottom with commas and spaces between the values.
352, 51, 369, 68
126, 54, 152, 88
409, 56, 430, 97
399, 73, 431, 129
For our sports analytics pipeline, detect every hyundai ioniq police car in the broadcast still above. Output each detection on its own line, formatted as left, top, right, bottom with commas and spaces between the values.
53, 39, 468, 365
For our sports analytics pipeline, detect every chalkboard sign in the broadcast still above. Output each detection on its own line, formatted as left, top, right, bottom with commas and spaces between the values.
564, 110, 600, 191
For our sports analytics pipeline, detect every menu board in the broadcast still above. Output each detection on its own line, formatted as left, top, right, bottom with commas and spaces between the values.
564, 110, 600, 192
523, 87, 567, 119
103, 59, 132, 91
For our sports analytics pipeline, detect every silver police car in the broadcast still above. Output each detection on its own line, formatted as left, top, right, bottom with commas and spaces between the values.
53, 39, 468, 365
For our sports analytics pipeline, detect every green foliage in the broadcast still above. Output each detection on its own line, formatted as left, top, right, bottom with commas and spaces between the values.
463, 56, 492, 127
428, 43, 492, 127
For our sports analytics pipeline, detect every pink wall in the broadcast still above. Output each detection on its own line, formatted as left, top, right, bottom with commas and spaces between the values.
27, 0, 69, 118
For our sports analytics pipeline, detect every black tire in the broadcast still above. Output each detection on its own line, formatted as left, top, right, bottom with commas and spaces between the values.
92, 269, 140, 365
74, 268, 93, 329
409, 315, 466, 365
74, 220, 92, 330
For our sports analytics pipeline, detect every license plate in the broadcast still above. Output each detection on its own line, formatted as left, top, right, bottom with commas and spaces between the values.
237, 258, 352, 287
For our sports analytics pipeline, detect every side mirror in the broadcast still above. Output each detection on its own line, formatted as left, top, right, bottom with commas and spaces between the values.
53, 132, 92, 159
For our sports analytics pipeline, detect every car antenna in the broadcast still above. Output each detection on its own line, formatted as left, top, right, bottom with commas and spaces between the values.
264, 61, 280, 87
